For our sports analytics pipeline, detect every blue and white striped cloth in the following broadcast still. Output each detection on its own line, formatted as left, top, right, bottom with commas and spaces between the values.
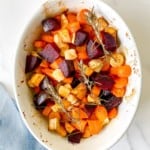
0, 84, 46, 150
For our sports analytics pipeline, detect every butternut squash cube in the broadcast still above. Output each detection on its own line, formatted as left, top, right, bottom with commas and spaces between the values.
58, 85, 70, 98
65, 122, 75, 133
28, 73, 45, 88
71, 83, 87, 100
56, 125, 67, 137
98, 17, 109, 30
83, 64, 94, 76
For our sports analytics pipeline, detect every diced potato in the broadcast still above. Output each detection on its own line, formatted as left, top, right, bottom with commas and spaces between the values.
64, 49, 77, 60
98, 17, 109, 30
89, 59, 103, 72
67, 94, 78, 105
58, 85, 70, 98
51, 104, 62, 112
48, 118, 60, 130
104, 27, 117, 40
51, 69, 65, 82
87, 94, 99, 103
28, 73, 45, 88
53, 34, 59, 43
110, 53, 125, 67
54, 34, 63, 46
58, 29, 71, 43
54, 34, 69, 54
61, 14, 68, 28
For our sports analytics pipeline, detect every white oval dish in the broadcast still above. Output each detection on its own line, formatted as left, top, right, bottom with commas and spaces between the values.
13, 0, 142, 150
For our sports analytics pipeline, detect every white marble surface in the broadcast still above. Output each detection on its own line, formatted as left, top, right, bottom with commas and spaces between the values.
0, 0, 150, 149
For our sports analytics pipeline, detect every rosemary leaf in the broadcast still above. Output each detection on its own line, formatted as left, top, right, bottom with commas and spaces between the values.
86, 8, 110, 56
43, 77, 72, 121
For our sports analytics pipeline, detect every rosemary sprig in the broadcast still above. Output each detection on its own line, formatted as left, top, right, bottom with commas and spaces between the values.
86, 8, 110, 57
42, 77, 73, 121
78, 60, 93, 91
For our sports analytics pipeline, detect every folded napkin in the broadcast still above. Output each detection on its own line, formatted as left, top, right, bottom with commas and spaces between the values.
0, 84, 46, 150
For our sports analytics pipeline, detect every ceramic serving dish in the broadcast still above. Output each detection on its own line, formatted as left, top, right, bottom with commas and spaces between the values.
13, 0, 142, 149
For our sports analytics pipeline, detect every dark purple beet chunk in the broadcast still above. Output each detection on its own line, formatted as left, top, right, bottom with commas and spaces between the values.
86, 40, 104, 59
40, 77, 57, 90
34, 91, 50, 109
74, 30, 88, 46
101, 94, 122, 110
39, 43, 60, 63
25, 55, 41, 73
91, 73, 114, 90
101, 31, 117, 51
68, 130, 82, 144
85, 104, 97, 116
40, 77, 49, 90
59, 60, 75, 77
100, 90, 113, 100
71, 78, 80, 88
42, 18, 60, 32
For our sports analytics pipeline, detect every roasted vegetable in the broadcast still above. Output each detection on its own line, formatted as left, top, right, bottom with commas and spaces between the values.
25, 8, 132, 143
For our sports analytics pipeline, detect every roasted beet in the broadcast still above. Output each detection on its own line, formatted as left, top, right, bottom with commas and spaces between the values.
74, 30, 88, 46
100, 90, 113, 100
86, 40, 104, 59
101, 31, 117, 51
42, 18, 60, 32
91, 73, 114, 90
68, 130, 82, 144
40, 77, 49, 90
101, 94, 122, 110
34, 91, 50, 109
25, 55, 41, 73
85, 104, 97, 116
39, 43, 60, 63
71, 78, 80, 88
59, 60, 75, 77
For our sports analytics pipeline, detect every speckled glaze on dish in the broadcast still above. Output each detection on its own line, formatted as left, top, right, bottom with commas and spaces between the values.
13, 0, 142, 150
